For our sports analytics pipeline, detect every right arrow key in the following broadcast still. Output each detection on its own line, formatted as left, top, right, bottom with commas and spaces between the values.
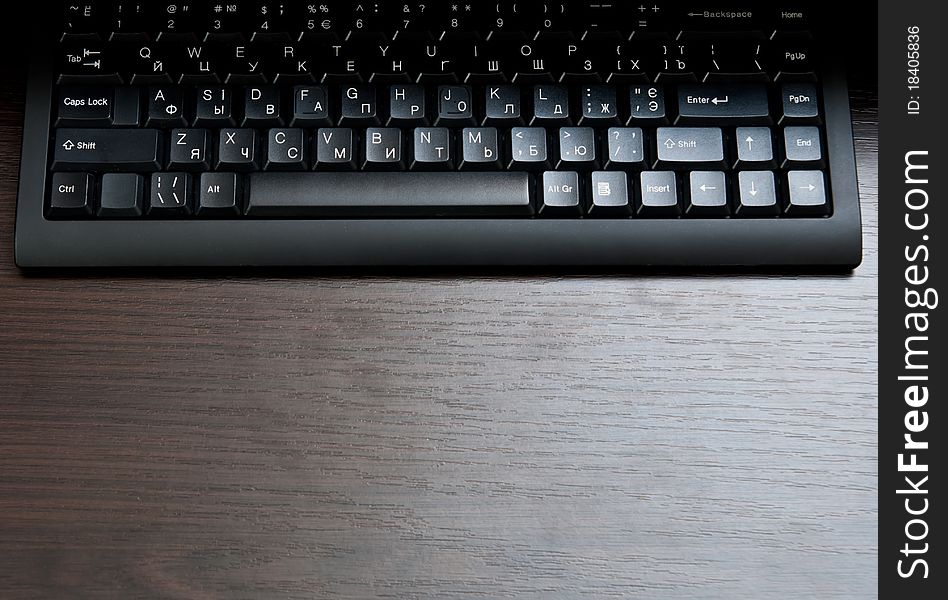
786, 171, 829, 216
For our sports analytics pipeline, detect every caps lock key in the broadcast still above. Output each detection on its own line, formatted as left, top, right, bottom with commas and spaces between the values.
56, 87, 112, 126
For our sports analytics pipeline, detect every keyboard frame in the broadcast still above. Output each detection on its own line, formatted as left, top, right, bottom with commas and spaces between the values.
15, 27, 862, 269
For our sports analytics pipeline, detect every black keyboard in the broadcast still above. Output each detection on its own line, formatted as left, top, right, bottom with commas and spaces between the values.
15, 1, 862, 268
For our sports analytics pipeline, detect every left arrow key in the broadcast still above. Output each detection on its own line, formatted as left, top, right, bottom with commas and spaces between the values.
52, 129, 162, 172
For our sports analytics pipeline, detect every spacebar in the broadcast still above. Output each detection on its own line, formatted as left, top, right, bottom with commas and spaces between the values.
247, 172, 534, 217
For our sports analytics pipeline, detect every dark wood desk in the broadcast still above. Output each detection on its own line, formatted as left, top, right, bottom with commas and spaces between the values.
0, 64, 877, 598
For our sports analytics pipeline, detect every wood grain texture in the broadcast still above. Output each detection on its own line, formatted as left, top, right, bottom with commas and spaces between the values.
0, 61, 877, 599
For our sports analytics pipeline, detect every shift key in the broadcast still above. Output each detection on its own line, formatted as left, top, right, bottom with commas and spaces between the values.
655, 127, 725, 169
53, 129, 162, 172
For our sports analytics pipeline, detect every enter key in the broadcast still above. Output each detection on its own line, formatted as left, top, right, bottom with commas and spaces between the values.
676, 84, 770, 124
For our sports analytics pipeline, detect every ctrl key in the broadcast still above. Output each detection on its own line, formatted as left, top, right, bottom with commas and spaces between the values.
47, 173, 92, 218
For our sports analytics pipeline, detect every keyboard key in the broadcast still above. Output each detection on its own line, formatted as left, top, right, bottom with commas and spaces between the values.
734, 127, 774, 167
63, 2, 101, 36
315, 128, 358, 170
147, 86, 187, 127
560, 39, 608, 82
655, 42, 695, 82
558, 127, 598, 169
605, 128, 645, 169
198, 173, 242, 216
628, 85, 667, 122
169, 129, 211, 171
699, 40, 768, 82
52, 129, 162, 171
638, 171, 680, 216
148, 173, 192, 216
687, 171, 728, 216
771, 33, 816, 81
247, 173, 533, 217
540, 171, 581, 216
195, 87, 234, 126
244, 86, 283, 126
124, 40, 174, 84
533, 85, 570, 124
267, 129, 308, 170
111, 87, 142, 127
338, 85, 379, 125
412, 128, 454, 170
217, 129, 259, 171
655, 127, 724, 169
59, 42, 121, 84
460, 128, 502, 170
589, 171, 631, 216
736, 171, 778, 216
607, 42, 649, 83
98, 173, 144, 218
786, 171, 829, 215
47, 173, 93, 218
783, 126, 823, 166
57, 87, 113, 126
225, 42, 269, 83
389, 85, 428, 126
509, 127, 550, 170
437, 85, 474, 126
676, 84, 770, 123
292, 86, 331, 126
484, 85, 523, 124
579, 86, 619, 125
364, 128, 405, 170
781, 83, 820, 122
